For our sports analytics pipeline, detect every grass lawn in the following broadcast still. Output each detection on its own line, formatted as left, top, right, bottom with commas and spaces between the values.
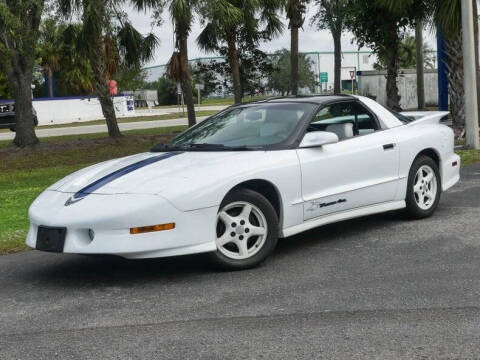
0, 128, 479, 254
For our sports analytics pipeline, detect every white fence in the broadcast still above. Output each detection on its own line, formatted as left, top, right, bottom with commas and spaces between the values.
357, 69, 438, 110
32, 95, 135, 126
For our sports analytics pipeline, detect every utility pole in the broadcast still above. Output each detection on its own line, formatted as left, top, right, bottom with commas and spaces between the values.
462, 0, 480, 149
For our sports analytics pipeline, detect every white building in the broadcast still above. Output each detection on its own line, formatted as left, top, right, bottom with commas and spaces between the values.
144, 51, 379, 94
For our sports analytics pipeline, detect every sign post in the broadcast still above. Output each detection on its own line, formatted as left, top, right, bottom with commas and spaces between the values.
349, 70, 355, 94
176, 82, 182, 115
195, 84, 204, 112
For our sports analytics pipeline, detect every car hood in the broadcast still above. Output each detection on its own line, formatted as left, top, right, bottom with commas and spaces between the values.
49, 151, 261, 197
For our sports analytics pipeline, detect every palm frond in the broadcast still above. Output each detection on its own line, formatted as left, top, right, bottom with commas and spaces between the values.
196, 22, 219, 52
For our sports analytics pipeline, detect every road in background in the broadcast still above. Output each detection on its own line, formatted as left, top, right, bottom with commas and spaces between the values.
0, 105, 228, 141
0, 116, 209, 140
1, 164, 479, 359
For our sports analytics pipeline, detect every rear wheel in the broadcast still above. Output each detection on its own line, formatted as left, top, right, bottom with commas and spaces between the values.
405, 156, 441, 219
210, 188, 278, 270
9, 127, 15, 132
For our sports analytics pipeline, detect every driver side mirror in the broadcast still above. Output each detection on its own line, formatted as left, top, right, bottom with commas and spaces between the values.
299, 131, 339, 148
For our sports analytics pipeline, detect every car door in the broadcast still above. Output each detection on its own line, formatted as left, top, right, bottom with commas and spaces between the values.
297, 101, 399, 221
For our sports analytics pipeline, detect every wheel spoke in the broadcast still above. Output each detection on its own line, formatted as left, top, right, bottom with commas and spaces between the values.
416, 193, 425, 207
248, 225, 266, 237
239, 204, 252, 220
425, 190, 435, 201
413, 183, 422, 195
424, 172, 434, 183
217, 233, 232, 247
218, 211, 235, 225
236, 240, 249, 257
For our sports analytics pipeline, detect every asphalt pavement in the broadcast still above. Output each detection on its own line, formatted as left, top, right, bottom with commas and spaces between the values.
1, 164, 479, 359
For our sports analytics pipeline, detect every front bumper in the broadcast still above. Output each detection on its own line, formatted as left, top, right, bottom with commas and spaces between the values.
27, 191, 217, 258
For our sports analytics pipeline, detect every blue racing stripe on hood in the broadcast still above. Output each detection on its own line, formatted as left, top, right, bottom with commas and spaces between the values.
73, 152, 183, 199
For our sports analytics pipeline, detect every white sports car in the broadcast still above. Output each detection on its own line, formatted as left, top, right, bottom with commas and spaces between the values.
27, 95, 460, 269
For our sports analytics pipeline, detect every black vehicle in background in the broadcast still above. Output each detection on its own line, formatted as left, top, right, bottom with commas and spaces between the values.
0, 101, 38, 131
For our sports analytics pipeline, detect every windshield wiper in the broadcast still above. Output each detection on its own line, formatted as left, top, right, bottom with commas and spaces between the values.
152, 143, 254, 152
151, 143, 186, 152
188, 143, 252, 151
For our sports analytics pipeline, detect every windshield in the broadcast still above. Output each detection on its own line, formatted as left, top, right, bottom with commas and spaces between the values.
161, 103, 315, 150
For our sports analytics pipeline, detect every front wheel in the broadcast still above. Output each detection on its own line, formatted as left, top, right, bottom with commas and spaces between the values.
405, 156, 441, 219
210, 188, 278, 270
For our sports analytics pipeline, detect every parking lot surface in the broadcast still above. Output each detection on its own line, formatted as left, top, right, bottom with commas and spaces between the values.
1, 164, 479, 359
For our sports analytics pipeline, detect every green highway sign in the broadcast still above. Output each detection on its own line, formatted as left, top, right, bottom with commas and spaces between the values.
320, 72, 328, 83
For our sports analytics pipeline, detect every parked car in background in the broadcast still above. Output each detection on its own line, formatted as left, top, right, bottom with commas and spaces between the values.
0, 101, 38, 131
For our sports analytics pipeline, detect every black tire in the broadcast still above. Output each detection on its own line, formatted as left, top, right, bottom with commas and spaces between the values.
210, 188, 279, 270
405, 155, 441, 219
9, 127, 15, 132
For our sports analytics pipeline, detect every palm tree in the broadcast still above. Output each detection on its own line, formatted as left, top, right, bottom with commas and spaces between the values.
197, 0, 283, 104
61, 23, 95, 94
284, 0, 309, 96
38, 19, 63, 98
312, 0, 347, 95
136, 0, 201, 127
380, 0, 478, 126
59, 0, 158, 138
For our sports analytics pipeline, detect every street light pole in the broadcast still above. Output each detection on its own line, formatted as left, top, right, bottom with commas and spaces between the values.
461, 0, 480, 149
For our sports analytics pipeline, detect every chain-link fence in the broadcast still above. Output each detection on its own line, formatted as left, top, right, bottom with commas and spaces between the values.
144, 50, 438, 97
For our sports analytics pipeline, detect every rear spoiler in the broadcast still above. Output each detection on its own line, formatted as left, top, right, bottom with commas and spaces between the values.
401, 111, 450, 126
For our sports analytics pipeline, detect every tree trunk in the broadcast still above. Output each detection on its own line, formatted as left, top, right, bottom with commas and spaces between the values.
7, 58, 39, 147
178, 31, 196, 127
47, 68, 54, 98
473, 0, 480, 124
226, 35, 242, 105
290, 26, 299, 96
385, 44, 401, 111
332, 29, 342, 95
444, 33, 465, 129
415, 20, 425, 110
90, 35, 121, 138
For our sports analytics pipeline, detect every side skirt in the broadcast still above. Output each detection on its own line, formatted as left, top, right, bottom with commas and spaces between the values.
280, 200, 406, 238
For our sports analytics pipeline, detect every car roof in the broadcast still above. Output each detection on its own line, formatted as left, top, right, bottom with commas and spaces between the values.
242, 95, 355, 106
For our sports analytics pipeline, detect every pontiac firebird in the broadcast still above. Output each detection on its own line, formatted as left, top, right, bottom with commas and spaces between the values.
27, 95, 460, 269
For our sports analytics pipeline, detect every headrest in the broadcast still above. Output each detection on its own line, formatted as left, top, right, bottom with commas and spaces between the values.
325, 123, 354, 140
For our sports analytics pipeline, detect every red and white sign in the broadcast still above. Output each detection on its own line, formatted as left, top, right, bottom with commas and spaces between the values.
349, 70, 355, 80
108, 80, 118, 96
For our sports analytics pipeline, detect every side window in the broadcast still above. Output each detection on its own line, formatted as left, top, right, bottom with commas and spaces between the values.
353, 103, 379, 135
308, 102, 356, 141
308, 102, 379, 141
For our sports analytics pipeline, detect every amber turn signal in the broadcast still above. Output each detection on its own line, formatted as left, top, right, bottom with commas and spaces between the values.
130, 223, 175, 234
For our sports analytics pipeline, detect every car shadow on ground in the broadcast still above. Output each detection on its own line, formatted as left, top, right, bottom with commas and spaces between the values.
21, 210, 407, 288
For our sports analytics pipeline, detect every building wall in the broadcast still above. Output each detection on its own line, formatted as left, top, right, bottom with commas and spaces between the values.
357, 69, 438, 110
144, 51, 379, 93
307, 51, 377, 92
33, 95, 134, 126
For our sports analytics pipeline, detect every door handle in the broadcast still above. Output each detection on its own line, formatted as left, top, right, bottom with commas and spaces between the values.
383, 143, 395, 150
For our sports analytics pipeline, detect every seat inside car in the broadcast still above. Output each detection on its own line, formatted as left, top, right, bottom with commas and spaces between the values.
260, 109, 298, 138
325, 123, 354, 141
